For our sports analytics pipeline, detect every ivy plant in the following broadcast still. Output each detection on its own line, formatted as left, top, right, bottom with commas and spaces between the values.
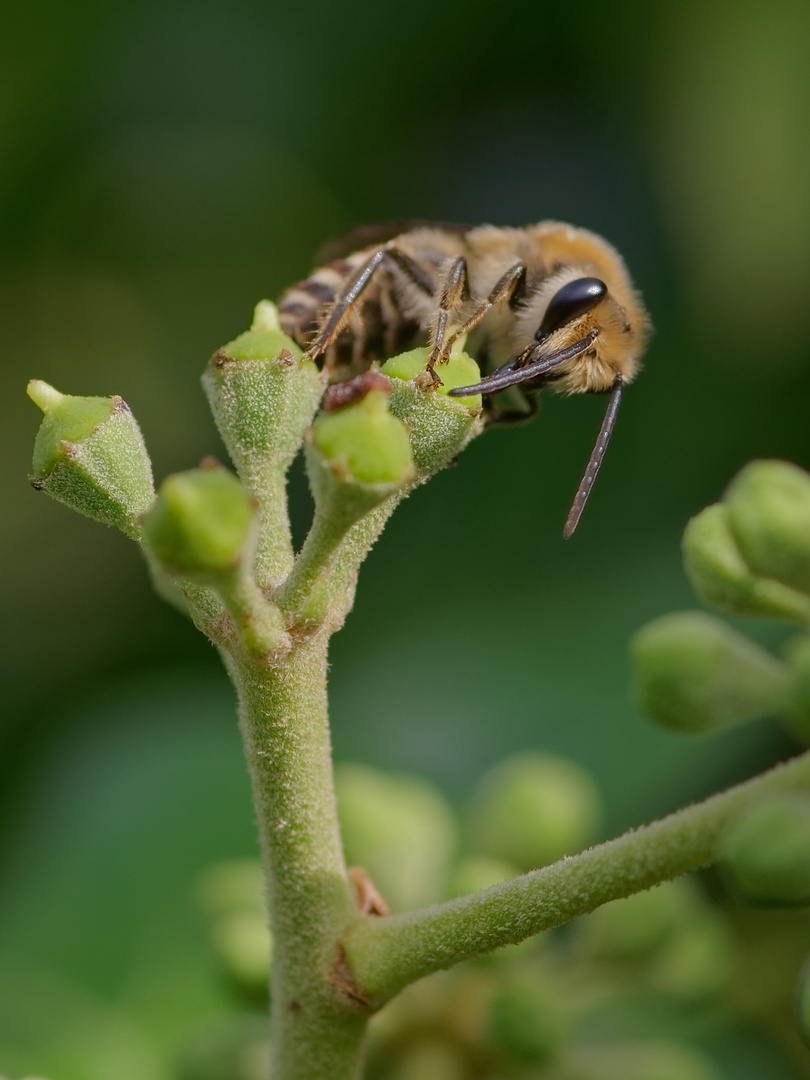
27, 301, 810, 1079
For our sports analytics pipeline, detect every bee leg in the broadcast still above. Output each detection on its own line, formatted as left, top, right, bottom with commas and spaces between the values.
305, 247, 435, 360
440, 262, 527, 364
426, 257, 471, 384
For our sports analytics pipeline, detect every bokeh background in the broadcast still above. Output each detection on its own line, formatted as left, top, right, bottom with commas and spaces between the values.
3, 0, 810, 1075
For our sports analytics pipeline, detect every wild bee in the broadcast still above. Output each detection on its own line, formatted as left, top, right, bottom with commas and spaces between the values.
279, 220, 651, 536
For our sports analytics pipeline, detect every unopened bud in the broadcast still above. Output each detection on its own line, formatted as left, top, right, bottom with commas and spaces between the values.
311, 387, 414, 487
726, 460, 810, 598
631, 611, 789, 733
382, 347, 482, 409
469, 752, 601, 872
203, 301, 324, 478
575, 1041, 722, 1080
487, 974, 569, 1065
336, 764, 457, 911
198, 860, 271, 1003
683, 504, 810, 623
382, 347, 484, 475
720, 793, 810, 905
579, 878, 703, 961
784, 635, 810, 744
28, 380, 154, 540
797, 955, 810, 1048
447, 854, 520, 899
143, 463, 254, 576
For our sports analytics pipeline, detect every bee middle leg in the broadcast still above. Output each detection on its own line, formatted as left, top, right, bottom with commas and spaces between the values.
305, 246, 435, 360
428, 261, 526, 382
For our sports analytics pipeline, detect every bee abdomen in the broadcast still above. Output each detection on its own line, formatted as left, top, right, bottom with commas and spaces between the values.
278, 253, 424, 369
278, 262, 350, 348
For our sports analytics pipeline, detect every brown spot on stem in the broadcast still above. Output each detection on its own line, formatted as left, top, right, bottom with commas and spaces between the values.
350, 866, 390, 916
330, 945, 374, 1011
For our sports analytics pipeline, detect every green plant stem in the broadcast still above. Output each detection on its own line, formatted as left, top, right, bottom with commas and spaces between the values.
253, 466, 296, 591
344, 749, 810, 1007
278, 491, 406, 628
226, 636, 370, 1079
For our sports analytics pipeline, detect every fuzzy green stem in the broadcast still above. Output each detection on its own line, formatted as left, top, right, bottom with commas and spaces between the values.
218, 572, 289, 657
254, 466, 296, 590
226, 638, 370, 1079
344, 750, 810, 1007
278, 491, 406, 628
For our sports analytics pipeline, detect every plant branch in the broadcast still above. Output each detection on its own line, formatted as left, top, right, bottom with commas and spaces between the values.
343, 749, 810, 1007
226, 637, 370, 1079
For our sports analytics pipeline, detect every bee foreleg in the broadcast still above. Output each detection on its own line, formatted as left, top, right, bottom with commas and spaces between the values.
440, 262, 527, 364
305, 246, 435, 360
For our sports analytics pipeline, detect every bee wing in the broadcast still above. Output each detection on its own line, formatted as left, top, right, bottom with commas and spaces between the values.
315, 220, 470, 264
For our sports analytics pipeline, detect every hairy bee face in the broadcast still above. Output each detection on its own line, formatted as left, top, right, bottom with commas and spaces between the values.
498, 225, 651, 396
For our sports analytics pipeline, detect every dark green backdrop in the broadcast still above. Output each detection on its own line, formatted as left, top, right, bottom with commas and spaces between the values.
2, 0, 810, 1075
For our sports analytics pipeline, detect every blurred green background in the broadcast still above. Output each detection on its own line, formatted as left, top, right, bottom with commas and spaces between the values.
3, 0, 810, 1075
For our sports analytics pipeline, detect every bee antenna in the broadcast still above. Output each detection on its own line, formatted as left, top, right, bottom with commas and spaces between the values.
563, 375, 623, 539
448, 329, 599, 397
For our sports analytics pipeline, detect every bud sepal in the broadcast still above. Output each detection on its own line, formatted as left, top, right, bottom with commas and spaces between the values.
28, 380, 155, 541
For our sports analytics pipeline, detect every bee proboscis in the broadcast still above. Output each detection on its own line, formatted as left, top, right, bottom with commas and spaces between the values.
278, 220, 651, 536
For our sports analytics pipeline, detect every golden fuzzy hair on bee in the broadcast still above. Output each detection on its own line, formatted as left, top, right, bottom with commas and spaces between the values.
278, 218, 652, 536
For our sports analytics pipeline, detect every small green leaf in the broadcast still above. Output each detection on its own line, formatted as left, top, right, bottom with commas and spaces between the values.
632, 611, 790, 733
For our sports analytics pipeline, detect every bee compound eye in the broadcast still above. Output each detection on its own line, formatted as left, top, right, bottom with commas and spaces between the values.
536, 277, 608, 340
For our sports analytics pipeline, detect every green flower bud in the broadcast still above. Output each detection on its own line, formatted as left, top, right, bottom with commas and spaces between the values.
382, 347, 482, 409
27, 380, 154, 540
469, 752, 601, 872
143, 464, 254, 576
389, 1040, 466, 1080
198, 860, 271, 1003
796, 955, 810, 1048
336, 764, 458, 911
487, 974, 569, 1065
631, 611, 789, 733
720, 793, 810, 905
574, 1041, 723, 1080
726, 460, 810, 598
683, 504, 810, 623
652, 914, 734, 1000
382, 347, 484, 475
202, 301, 324, 479
311, 387, 414, 487
447, 854, 520, 899
784, 635, 810, 744
578, 878, 704, 961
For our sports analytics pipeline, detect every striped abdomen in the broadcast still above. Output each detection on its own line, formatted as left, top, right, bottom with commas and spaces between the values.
278, 250, 425, 371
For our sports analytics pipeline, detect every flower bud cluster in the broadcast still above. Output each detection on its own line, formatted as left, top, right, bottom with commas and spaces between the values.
191, 758, 761, 1080
634, 460, 810, 741
28, 302, 488, 651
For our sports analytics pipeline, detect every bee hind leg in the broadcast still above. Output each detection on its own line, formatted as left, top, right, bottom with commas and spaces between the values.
305, 247, 435, 360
